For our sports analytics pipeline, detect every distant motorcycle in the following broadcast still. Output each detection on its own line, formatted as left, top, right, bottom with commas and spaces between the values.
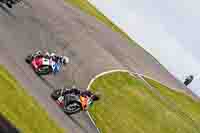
25, 51, 69, 75
184, 75, 194, 86
0, 0, 21, 8
51, 87, 100, 115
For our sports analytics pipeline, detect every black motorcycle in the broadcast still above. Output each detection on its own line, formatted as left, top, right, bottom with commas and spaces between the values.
184, 75, 194, 86
51, 88, 99, 115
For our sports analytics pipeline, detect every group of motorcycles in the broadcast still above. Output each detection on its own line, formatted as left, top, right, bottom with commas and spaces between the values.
25, 50, 99, 115
0, 0, 21, 8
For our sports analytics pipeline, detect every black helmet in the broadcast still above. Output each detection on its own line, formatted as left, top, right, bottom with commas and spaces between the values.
91, 94, 100, 101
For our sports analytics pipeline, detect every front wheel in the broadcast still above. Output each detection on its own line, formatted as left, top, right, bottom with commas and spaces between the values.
25, 55, 33, 64
35, 65, 52, 75
64, 101, 82, 115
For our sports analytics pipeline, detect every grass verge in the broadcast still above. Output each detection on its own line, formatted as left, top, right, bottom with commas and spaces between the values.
0, 65, 64, 133
89, 72, 200, 133
143, 76, 200, 123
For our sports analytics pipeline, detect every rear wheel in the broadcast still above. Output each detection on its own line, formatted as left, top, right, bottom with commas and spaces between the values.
35, 65, 52, 75
64, 95, 82, 115
64, 101, 82, 115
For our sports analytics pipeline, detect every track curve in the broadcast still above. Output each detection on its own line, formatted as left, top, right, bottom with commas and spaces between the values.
0, 0, 188, 132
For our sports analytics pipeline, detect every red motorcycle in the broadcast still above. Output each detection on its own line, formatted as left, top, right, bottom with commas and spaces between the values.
25, 51, 69, 75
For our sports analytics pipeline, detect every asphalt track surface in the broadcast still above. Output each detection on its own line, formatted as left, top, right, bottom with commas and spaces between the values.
0, 0, 190, 132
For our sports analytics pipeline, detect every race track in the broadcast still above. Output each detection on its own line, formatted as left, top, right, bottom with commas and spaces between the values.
0, 0, 188, 132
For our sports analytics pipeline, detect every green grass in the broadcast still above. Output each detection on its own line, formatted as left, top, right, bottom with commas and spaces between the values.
89, 72, 200, 133
66, 0, 136, 44
0, 65, 64, 133
143, 76, 200, 123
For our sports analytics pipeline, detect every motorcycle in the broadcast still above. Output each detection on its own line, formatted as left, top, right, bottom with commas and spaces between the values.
184, 75, 194, 86
51, 88, 98, 115
25, 51, 69, 75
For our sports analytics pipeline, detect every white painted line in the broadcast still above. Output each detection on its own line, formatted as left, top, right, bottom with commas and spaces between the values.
85, 69, 151, 133
87, 69, 171, 91
86, 111, 101, 133
86, 69, 130, 133
135, 73, 175, 89
87, 69, 129, 90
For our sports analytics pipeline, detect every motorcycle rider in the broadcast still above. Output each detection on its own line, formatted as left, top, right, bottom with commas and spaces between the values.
34, 50, 69, 74
35, 50, 69, 64
57, 87, 100, 110
44, 52, 69, 65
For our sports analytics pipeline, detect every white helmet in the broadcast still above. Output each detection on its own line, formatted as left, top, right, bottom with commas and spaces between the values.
50, 53, 56, 57
72, 85, 77, 89
62, 56, 69, 65
45, 52, 50, 56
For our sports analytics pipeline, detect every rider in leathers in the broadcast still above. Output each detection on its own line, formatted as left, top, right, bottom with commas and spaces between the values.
57, 88, 100, 110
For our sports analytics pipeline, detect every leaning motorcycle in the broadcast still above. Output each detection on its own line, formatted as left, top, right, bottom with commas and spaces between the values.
25, 51, 69, 75
51, 88, 84, 115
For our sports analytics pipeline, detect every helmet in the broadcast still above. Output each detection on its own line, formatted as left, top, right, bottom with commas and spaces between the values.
50, 53, 57, 61
50, 53, 56, 57
36, 50, 42, 55
72, 85, 77, 89
61, 56, 69, 65
45, 51, 50, 57
91, 94, 100, 101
